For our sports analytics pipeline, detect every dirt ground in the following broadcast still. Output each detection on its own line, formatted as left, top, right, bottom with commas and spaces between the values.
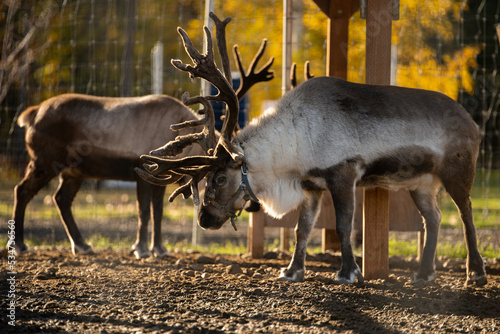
1, 246, 499, 333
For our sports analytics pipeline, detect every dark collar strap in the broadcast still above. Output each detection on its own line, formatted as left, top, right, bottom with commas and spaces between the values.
241, 164, 259, 203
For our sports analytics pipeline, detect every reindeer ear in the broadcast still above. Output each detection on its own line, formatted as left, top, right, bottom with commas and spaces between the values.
228, 159, 244, 169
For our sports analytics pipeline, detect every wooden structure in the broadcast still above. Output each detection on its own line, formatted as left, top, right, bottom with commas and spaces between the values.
248, 190, 423, 258
248, 0, 424, 280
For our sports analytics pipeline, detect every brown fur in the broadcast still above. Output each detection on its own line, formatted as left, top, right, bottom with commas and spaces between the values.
12, 93, 202, 258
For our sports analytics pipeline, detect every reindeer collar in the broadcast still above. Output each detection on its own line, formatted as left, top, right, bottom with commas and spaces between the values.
229, 163, 259, 230
241, 164, 259, 204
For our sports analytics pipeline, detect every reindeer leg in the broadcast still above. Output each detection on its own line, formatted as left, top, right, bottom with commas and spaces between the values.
409, 187, 441, 283
12, 160, 57, 254
53, 173, 93, 255
151, 185, 169, 258
132, 179, 152, 259
330, 184, 362, 284
441, 180, 486, 286
279, 190, 322, 282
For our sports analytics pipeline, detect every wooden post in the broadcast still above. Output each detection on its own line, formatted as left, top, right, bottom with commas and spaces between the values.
362, 0, 395, 280
322, 228, 340, 253
321, 0, 354, 252
280, 228, 290, 252
248, 210, 265, 258
417, 231, 425, 261
363, 188, 390, 279
279, 0, 294, 250
326, 1, 350, 79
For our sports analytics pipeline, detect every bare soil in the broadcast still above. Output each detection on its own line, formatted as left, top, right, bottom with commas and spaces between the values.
1, 247, 499, 333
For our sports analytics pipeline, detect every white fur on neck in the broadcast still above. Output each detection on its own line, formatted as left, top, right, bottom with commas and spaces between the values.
251, 174, 304, 218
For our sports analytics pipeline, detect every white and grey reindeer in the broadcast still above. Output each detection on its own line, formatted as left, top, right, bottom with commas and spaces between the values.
137, 13, 486, 286
12, 15, 273, 259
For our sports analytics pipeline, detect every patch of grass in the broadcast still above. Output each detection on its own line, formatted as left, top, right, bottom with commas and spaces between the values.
388, 235, 419, 257
436, 242, 468, 259
439, 169, 500, 230
387, 234, 500, 259
87, 234, 135, 250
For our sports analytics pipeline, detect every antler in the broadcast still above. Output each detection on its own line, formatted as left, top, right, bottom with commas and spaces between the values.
290, 61, 315, 89
290, 63, 298, 89
234, 39, 274, 99
304, 61, 315, 81
135, 13, 274, 205
148, 92, 217, 157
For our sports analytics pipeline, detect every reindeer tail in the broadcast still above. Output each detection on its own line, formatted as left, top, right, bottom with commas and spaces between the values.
17, 105, 39, 128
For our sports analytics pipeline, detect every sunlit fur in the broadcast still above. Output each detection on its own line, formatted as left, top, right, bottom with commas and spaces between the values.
13, 93, 202, 258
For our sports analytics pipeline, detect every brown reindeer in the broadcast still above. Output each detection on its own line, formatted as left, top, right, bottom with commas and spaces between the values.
12, 22, 273, 258
137, 13, 486, 286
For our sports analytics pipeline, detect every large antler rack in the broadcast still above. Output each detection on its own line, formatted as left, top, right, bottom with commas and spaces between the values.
135, 12, 274, 205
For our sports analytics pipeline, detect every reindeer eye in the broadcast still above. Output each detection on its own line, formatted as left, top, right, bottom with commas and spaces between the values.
215, 174, 227, 187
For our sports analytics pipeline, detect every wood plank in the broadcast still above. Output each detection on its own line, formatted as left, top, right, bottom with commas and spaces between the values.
363, 0, 394, 280
326, 1, 350, 79
313, 0, 360, 18
312, 0, 330, 16
323, 0, 352, 250
280, 227, 290, 252
248, 211, 265, 258
318, 192, 340, 251
363, 188, 390, 279
365, 0, 393, 85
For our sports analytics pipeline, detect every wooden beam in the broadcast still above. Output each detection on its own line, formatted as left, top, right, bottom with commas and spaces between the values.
320, 0, 358, 79
365, 0, 393, 85
362, 0, 394, 280
313, 0, 360, 18
248, 210, 265, 258
322, 1, 348, 249
326, 1, 350, 79
320, 0, 359, 251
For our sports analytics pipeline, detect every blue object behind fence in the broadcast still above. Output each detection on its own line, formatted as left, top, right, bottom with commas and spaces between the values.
210, 76, 248, 131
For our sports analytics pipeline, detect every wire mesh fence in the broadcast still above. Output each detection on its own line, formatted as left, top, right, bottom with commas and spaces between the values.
0, 0, 499, 248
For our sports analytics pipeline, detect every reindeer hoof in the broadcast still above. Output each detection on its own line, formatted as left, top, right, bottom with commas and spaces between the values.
412, 271, 435, 285
151, 245, 171, 258
278, 267, 304, 282
131, 243, 151, 259
73, 243, 95, 255
410, 278, 436, 287
13, 242, 28, 255
336, 268, 363, 284
465, 272, 487, 287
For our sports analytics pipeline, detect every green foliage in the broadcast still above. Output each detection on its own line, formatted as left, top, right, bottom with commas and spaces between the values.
387, 234, 500, 259
388, 235, 419, 257
440, 169, 500, 229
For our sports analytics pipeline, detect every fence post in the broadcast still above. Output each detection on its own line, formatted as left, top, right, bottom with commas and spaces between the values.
151, 42, 163, 95
362, 0, 398, 280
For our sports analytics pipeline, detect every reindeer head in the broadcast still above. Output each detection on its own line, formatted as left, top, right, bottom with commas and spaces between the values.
135, 13, 273, 230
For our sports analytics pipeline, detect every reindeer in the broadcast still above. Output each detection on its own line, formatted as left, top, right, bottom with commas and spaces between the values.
137, 13, 486, 286
12, 18, 274, 259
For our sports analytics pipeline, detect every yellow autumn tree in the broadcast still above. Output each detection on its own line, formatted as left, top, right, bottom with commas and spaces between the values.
181, 0, 476, 118
302, 0, 477, 99
182, 1, 284, 120
345, 0, 477, 98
